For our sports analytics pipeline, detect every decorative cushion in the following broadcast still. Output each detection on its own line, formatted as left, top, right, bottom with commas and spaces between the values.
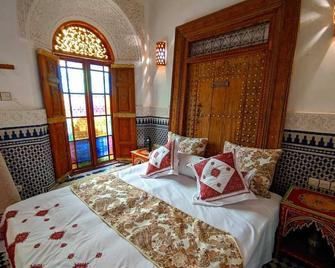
188, 152, 256, 206
168, 131, 208, 156
143, 140, 179, 178
223, 141, 282, 198
178, 153, 205, 179
0, 152, 21, 213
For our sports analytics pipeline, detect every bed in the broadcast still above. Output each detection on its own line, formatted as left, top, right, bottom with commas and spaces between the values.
1, 163, 281, 268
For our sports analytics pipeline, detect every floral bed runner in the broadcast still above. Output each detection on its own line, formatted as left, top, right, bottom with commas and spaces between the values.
71, 175, 243, 268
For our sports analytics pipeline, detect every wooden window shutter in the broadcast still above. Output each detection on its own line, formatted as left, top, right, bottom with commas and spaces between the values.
111, 65, 137, 159
37, 49, 72, 181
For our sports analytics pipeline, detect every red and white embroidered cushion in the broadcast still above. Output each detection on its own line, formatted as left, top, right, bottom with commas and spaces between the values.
143, 140, 178, 178
188, 152, 256, 205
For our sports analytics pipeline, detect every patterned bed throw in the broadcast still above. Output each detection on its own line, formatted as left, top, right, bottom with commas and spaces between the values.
71, 175, 243, 268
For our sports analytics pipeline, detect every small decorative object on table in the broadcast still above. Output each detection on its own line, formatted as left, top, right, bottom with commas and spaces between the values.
144, 136, 152, 152
131, 148, 149, 165
276, 186, 335, 268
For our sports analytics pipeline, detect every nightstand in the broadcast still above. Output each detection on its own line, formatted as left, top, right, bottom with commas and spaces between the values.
276, 186, 335, 268
131, 148, 149, 165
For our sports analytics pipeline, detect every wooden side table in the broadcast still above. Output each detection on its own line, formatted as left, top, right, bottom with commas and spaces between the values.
276, 186, 335, 268
131, 148, 149, 165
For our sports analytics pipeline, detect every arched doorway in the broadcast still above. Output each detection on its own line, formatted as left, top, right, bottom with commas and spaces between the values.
52, 21, 115, 171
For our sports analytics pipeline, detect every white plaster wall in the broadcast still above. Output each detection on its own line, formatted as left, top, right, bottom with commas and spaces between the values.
0, 0, 42, 111
287, 0, 335, 113
143, 0, 335, 116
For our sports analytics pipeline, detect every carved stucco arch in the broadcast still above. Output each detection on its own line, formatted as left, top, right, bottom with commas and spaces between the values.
18, 0, 143, 63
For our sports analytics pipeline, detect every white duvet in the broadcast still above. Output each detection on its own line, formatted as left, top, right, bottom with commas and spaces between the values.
2, 163, 281, 268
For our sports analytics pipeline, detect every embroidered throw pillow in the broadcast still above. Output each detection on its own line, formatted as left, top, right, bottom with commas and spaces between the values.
223, 141, 282, 198
143, 140, 179, 178
168, 131, 208, 156
188, 152, 256, 206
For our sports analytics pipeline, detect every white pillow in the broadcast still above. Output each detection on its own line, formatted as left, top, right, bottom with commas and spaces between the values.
177, 153, 205, 179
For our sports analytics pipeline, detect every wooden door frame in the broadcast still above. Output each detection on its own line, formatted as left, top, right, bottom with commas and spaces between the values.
169, 0, 301, 149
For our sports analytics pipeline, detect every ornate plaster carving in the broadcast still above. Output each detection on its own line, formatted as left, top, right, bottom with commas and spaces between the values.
0, 109, 47, 128
285, 112, 335, 134
17, 0, 143, 62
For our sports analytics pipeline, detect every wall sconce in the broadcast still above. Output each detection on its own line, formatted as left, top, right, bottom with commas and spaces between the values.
156, 41, 167, 66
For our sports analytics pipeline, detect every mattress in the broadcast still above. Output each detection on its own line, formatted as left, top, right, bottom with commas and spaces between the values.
1, 163, 281, 268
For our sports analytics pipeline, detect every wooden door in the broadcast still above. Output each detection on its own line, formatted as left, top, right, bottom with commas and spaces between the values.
37, 49, 72, 181
170, 0, 301, 152
186, 50, 268, 155
111, 65, 137, 159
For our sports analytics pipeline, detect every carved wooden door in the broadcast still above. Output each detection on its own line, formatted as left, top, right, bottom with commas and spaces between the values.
37, 49, 72, 181
186, 50, 268, 155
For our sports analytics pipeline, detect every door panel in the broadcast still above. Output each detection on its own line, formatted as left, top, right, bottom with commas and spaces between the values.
111, 66, 137, 159
37, 49, 72, 181
186, 51, 268, 156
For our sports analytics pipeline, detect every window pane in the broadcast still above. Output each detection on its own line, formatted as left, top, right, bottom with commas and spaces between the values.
70, 94, 87, 117
92, 95, 106, 115
63, 94, 71, 117
98, 156, 109, 163
90, 64, 103, 71
69, 141, 76, 164
107, 116, 112, 135
104, 73, 110, 94
105, 95, 111, 115
68, 68, 85, 93
66, 118, 74, 141
96, 136, 108, 158
67, 61, 83, 68
94, 116, 107, 137
90, 70, 104, 93
59, 60, 66, 67
73, 118, 89, 140
60, 67, 68, 92
75, 140, 91, 164
103, 66, 109, 72
108, 135, 114, 155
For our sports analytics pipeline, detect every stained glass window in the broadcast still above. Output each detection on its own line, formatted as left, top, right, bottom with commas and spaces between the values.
59, 58, 114, 169
54, 25, 110, 60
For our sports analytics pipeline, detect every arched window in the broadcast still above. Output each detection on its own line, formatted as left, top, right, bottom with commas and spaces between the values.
53, 21, 114, 62
52, 21, 116, 171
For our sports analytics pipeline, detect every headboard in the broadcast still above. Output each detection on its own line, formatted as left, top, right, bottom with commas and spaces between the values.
169, 0, 301, 156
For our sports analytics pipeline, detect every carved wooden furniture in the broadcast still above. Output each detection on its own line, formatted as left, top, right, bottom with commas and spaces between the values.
131, 148, 149, 165
169, 0, 301, 155
277, 186, 335, 268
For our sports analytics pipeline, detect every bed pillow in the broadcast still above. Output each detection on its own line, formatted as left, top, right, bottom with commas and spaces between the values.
178, 153, 205, 179
143, 140, 179, 178
168, 131, 208, 156
188, 152, 256, 206
223, 141, 282, 198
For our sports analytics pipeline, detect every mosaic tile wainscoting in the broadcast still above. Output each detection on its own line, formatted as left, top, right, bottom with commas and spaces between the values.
0, 110, 55, 199
272, 129, 335, 196
136, 116, 169, 147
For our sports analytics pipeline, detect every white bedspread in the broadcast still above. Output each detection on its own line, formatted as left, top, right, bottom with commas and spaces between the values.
2, 163, 281, 268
